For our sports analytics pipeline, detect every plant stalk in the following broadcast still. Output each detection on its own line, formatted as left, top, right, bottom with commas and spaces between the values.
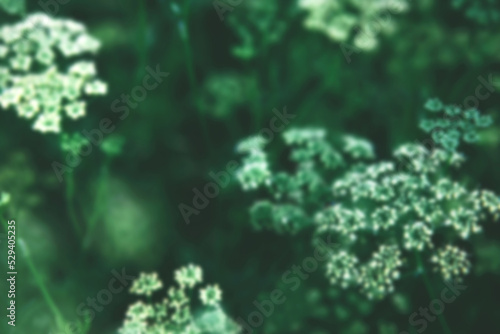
65, 171, 83, 238
415, 251, 452, 334
19, 239, 66, 330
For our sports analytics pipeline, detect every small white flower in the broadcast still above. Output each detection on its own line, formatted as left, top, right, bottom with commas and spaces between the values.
33, 112, 61, 134
174, 264, 203, 288
65, 101, 86, 119
85, 80, 108, 95
199, 284, 222, 306
69, 61, 97, 77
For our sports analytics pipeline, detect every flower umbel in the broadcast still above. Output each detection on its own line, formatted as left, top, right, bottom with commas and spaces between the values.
119, 265, 240, 334
0, 13, 107, 134
130, 272, 163, 297
236, 111, 497, 300
199, 285, 222, 307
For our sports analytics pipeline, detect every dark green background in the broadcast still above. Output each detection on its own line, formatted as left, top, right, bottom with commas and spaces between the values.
1, 0, 500, 333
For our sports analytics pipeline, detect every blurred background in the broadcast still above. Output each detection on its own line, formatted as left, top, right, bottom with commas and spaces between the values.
1, 0, 500, 333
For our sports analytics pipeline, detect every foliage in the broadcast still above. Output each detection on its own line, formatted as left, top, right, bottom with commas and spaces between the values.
0, 0, 25, 15
1, 0, 500, 333
198, 73, 258, 118
451, 0, 500, 25
227, 0, 292, 60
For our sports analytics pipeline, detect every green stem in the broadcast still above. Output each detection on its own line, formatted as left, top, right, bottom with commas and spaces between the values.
180, 27, 196, 92
177, 0, 196, 92
65, 172, 83, 238
178, 0, 213, 152
19, 239, 66, 330
415, 251, 452, 334
136, 0, 149, 82
83, 161, 110, 250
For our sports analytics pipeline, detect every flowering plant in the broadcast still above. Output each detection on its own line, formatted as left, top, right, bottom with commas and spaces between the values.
236, 103, 500, 299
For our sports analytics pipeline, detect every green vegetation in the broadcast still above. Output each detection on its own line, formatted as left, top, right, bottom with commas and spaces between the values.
1, 0, 499, 333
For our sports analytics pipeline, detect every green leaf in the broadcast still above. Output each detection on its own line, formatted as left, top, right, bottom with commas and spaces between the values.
0, 0, 25, 15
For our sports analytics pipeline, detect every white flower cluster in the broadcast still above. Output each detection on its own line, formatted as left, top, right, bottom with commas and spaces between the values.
174, 264, 203, 289
298, 0, 409, 50
342, 135, 375, 159
199, 284, 223, 307
130, 272, 164, 297
325, 250, 360, 288
236, 124, 500, 300
235, 135, 271, 190
284, 128, 345, 168
120, 264, 239, 334
359, 245, 403, 299
315, 205, 366, 241
283, 127, 326, 145
476, 190, 500, 219
403, 222, 432, 251
420, 98, 494, 152
0, 13, 107, 134
394, 144, 465, 173
431, 245, 471, 281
